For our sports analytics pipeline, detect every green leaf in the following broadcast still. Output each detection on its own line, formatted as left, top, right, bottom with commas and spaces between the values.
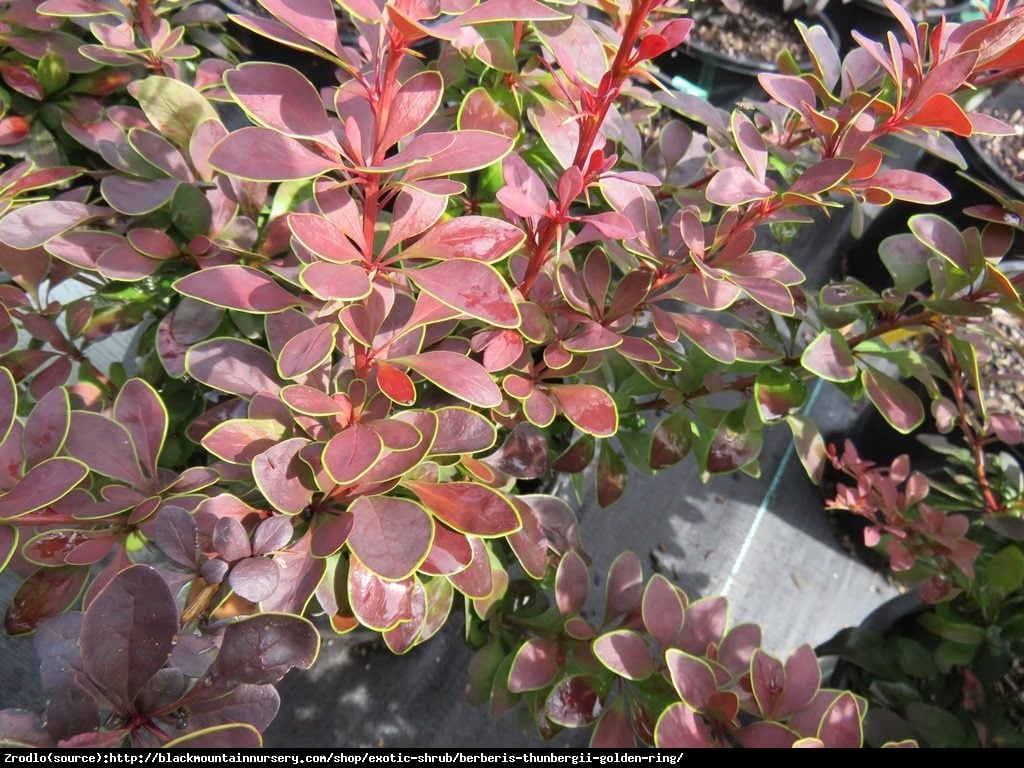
984, 545, 1024, 598
129, 77, 219, 147
905, 702, 968, 748
919, 612, 985, 646
754, 367, 807, 424
169, 183, 212, 241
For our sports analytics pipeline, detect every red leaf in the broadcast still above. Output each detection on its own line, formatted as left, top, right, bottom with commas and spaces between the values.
458, 0, 570, 24
347, 556, 415, 630
201, 418, 285, 464
376, 361, 416, 406
347, 496, 433, 580
905, 93, 973, 137
0, 116, 31, 145
392, 351, 501, 408
398, 216, 525, 265
322, 424, 383, 486
209, 127, 338, 181
174, 265, 299, 313
816, 692, 863, 747
289, 213, 364, 264
555, 550, 588, 616
408, 259, 519, 328
788, 158, 853, 196
545, 676, 602, 728
4, 566, 88, 635
548, 384, 617, 438
405, 480, 520, 537
420, 524, 473, 576
869, 170, 951, 204
381, 71, 443, 150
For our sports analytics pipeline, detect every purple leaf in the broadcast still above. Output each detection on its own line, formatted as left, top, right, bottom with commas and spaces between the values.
0, 367, 15, 444
201, 418, 286, 464
21, 387, 69, 470
299, 262, 372, 304
815, 692, 863, 747
210, 127, 338, 181
801, 330, 858, 382
603, 552, 643, 625
593, 630, 654, 680
213, 516, 252, 562
642, 574, 685, 648
674, 314, 736, 363
277, 324, 335, 379
909, 213, 968, 270
174, 265, 300, 314
677, 596, 728, 656
229, 557, 281, 603
150, 507, 200, 569
870, 170, 951, 204
392, 351, 502, 408
65, 410, 148, 487
788, 158, 853, 197
258, 0, 348, 53
507, 637, 560, 692
79, 565, 177, 711
113, 379, 166, 479
758, 72, 816, 115
185, 684, 279, 734
186, 338, 282, 398
0, 202, 108, 249
226, 63, 334, 141
253, 438, 315, 515
347, 496, 434, 580
163, 724, 262, 748
654, 703, 712, 748
406, 481, 520, 537
252, 517, 293, 556
100, 177, 179, 216
309, 511, 353, 559
705, 167, 773, 206
458, 0, 570, 24
555, 550, 588, 616
288, 212, 364, 264
430, 407, 496, 455
590, 704, 635, 748
863, 368, 925, 434
665, 649, 717, 711
208, 613, 319, 687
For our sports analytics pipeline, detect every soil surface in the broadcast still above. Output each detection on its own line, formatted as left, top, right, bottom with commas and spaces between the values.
688, 1, 812, 68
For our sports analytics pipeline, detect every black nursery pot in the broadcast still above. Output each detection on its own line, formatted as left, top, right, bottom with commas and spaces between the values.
962, 80, 1024, 200
654, 3, 840, 108
828, 0, 972, 55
